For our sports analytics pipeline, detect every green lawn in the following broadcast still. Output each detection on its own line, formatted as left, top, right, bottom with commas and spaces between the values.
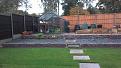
85, 48, 121, 68
0, 48, 121, 68
0, 48, 78, 68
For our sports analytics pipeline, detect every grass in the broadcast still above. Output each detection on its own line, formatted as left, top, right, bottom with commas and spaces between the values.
0, 48, 78, 68
85, 48, 121, 68
0, 48, 121, 68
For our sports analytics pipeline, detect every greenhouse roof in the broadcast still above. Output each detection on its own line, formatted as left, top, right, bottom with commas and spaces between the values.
39, 11, 59, 21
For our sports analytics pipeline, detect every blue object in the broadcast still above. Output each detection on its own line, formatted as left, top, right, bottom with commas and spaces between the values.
91, 23, 97, 29
82, 23, 88, 29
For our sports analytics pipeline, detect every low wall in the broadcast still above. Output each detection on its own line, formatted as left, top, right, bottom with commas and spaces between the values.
0, 34, 21, 47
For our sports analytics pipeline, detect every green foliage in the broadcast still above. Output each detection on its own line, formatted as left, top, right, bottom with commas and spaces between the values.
36, 33, 44, 38
97, 0, 121, 13
62, 0, 79, 16
52, 28, 60, 34
87, 6, 100, 14
62, 0, 95, 16
55, 28, 61, 33
41, 0, 59, 13
0, 0, 30, 15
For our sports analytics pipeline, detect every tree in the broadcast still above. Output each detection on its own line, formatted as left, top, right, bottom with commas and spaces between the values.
41, 0, 59, 13
61, 0, 95, 16
87, 6, 100, 14
70, 7, 90, 15
14, 10, 29, 15
0, 0, 30, 15
80, 0, 95, 8
61, 0, 79, 15
96, 0, 121, 13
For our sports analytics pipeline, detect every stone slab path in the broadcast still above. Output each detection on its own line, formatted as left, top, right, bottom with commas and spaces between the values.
73, 56, 90, 60
65, 40, 76, 43
67, 44, 80, 48
79, 63, 100, 68
70, 49, 84, 54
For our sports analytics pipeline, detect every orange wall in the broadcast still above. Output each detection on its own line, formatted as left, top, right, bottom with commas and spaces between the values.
63, 13, 121, 30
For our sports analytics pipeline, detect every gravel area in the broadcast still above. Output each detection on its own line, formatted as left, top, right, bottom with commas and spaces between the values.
4, 38, 121, 44
2, 34, 121, 48
6, 39, 65, 44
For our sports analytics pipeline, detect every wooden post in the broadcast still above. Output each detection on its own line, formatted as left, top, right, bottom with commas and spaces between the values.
58, 0, 59, 16
24, 14, 26, 31
10, 13, 14, 40
32, 16, 35, 32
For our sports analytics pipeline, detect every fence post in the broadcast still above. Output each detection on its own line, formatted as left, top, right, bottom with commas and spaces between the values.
24, 14, 26, 31
10, 13, 14, 40
58, 0, 59, 16
37, 18, 40, 32
32, 16, 34, 32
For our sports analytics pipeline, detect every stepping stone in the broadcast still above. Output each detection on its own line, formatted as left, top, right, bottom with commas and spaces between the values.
79, 63, 100, 68
70, 49, 83, 54
65, 40, 76, 43
65, 40, 77, 45
73, 56, 90, 60
67, 44, 80, 48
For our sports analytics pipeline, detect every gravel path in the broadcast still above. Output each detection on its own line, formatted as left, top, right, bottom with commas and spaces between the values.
5, 38, 121, 44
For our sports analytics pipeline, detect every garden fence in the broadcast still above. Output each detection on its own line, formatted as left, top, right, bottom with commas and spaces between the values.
0, 14, 39, 40
63, 13, 121, 30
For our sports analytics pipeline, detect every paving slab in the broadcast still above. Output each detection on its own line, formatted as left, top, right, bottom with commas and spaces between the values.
67, 44, 80, 48
65, 40, 76, 43
79, 63, 100, 68
73, 56, 90, 60
70, 49, 83, 54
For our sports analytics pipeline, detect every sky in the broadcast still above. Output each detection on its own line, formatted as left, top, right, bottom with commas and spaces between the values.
19, 0, 63, 15
19, 0, 98, 15
19, 0, 43, 15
